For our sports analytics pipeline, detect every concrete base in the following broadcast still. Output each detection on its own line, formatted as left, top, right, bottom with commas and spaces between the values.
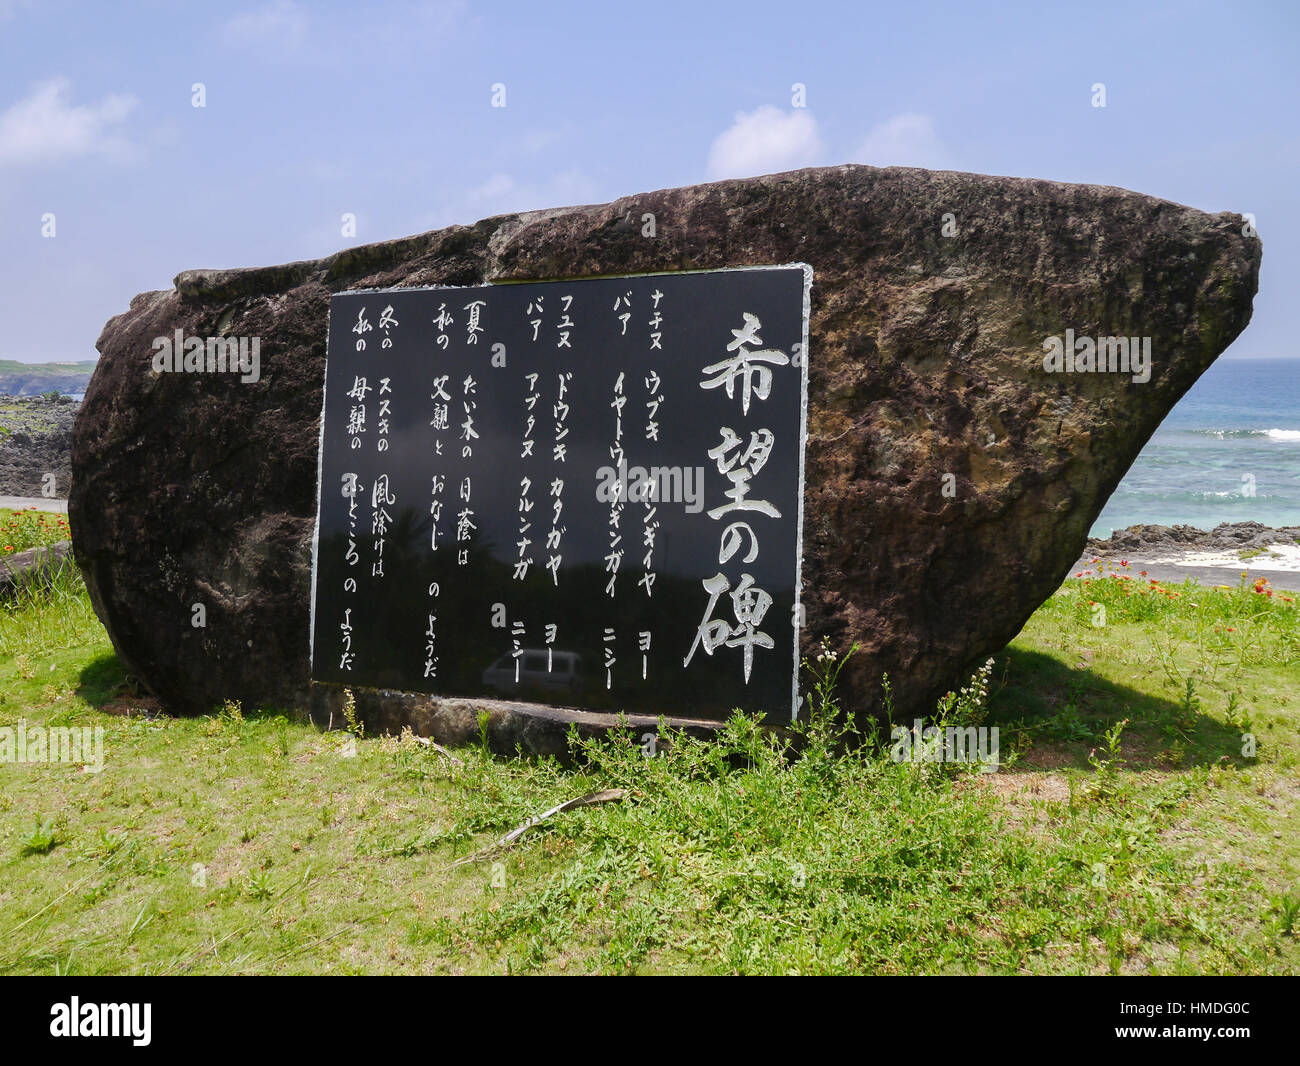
305, 682, 728, 761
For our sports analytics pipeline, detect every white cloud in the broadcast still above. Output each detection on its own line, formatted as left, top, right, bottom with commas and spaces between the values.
367, 1, 469, 51
222, 0, 309, 51
0, 78, 136, 167
468, 173, 517, 203
296, 169, 600, 256
706, 106, 823, 180
222, 1, 470, 62
458, 169, 599, 219
853, 113, 947, 169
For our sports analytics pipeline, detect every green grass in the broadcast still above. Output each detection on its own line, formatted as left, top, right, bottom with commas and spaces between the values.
0, 521, 1296, 974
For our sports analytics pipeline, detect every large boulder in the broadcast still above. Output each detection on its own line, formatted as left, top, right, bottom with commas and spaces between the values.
71, 164, 1259, 731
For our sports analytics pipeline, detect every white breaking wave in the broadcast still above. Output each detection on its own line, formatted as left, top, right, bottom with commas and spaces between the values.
1189, 428, 1300, 440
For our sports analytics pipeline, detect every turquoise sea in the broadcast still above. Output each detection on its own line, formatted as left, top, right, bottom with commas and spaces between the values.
1092, 358, 1300, 538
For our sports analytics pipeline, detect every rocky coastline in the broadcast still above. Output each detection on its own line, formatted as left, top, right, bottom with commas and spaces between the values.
0, 395, 78, 499
1085, 521, 1300, 557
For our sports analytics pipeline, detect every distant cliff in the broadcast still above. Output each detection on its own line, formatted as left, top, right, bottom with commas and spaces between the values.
0, 359, 97, 397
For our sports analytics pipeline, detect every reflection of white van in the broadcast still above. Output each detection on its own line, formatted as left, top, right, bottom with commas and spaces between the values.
481, 649, 584, 697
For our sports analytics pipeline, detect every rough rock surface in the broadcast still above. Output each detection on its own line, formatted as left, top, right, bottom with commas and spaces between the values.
0, 396, 77, 497
72, 164, 1260, 734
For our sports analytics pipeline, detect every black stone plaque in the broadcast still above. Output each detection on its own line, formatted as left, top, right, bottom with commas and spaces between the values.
310, 265, 811, 722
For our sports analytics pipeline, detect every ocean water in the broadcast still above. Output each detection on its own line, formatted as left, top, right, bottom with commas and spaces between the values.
1092, 358, 1300, 537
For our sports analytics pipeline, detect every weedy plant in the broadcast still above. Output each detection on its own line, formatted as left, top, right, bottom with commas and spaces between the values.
245, 868, 274, 902
208, 698, 245, 746
1269, 891, 1300, 939
20, 816, 59, 856
342, 688, 364, 738
1088, 718, 1129, 801
796, 637, 864, 751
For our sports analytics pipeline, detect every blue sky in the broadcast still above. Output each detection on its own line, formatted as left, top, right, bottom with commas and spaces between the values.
1, 0, 1295, 362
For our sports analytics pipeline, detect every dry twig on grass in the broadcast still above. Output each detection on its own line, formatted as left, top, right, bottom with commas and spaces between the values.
451, 788, 628, 867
